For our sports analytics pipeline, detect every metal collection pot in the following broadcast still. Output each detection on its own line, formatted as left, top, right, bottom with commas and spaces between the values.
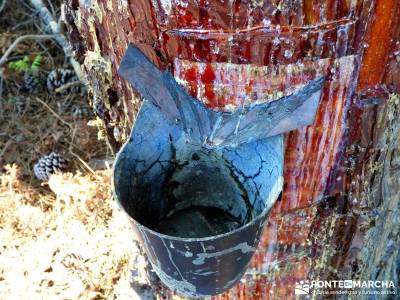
113, 45, 323, 297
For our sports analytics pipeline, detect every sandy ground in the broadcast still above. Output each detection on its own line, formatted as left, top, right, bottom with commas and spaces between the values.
0, 166, 162, 299
0, 165, 173, 299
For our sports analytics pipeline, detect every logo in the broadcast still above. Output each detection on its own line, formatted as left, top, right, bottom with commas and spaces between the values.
295, 280, 310, 295
344, 280, 353, 289
293, 279, 396, 296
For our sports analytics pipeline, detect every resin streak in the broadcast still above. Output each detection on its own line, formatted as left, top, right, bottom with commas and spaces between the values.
65, 0, 400, 298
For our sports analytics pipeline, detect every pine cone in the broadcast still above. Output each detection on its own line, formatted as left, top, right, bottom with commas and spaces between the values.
33, 152, 68, 181
47, 68, 81, 95
23, 71, 43, 93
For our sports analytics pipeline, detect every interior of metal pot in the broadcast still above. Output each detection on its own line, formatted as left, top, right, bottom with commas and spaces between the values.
113, 101, 283, 239
158, 146, 256, 238
115, 141, 262, 238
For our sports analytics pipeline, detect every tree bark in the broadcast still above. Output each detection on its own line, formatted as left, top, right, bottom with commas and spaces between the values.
64, 0, 400, 298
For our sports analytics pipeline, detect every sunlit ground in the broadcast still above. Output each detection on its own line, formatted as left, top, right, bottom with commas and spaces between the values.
0, 166, 156, 299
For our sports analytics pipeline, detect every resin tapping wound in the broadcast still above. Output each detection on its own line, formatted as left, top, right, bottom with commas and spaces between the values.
158, 206, 242, 238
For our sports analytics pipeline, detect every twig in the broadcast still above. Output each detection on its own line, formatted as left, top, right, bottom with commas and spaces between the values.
45, 0, 55, 17
0, 139, 12, 165
21, 0, 35, 12
69, 126, 97, 175
29, 0, 86, 82
0, 73, 3, 114
0, 34, 60, 66
54, 80, 81, 93
70, 151, 96, 175
32, 96, 72, 128
0, 0, 6, 14
11, 18, 35, 31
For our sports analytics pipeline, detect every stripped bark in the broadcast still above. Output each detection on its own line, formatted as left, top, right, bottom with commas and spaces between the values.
64, 0, 400, 298
353, 95, 400, 292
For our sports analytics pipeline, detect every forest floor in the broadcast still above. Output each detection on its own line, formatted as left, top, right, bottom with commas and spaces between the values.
0, 1, 159, 299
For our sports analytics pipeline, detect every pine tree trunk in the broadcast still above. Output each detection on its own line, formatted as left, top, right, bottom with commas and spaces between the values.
64, 1, 400, 298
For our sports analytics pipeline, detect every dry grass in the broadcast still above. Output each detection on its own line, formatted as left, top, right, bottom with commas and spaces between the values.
0, 165, 157, 300
0, 2, 156, 299
0, 0, 110, 179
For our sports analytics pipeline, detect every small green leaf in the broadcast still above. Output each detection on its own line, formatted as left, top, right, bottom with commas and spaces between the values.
7, 96, 18, 104
31, 54, 43, 71
8, 56, 30, 73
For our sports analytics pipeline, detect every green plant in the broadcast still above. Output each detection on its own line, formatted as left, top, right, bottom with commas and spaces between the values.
8, 56, 30, 73
7, 96, 18, 104
8, 54, 43, 73
30, 54, 43, 72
